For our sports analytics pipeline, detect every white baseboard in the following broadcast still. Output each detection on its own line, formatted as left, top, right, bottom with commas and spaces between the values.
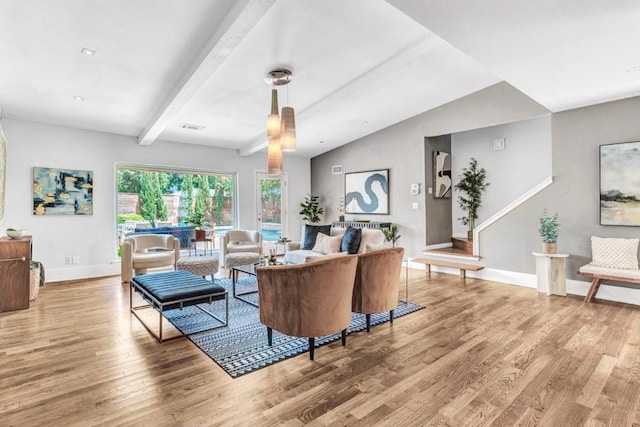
406, 260, 640, 306
47, 264, 121, 283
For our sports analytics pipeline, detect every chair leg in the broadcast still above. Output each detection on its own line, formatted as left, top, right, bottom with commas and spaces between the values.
309, 337, 315, 360
366, 314, 371, 332
341, 329, 347, 346
390, 309, 394, 325
267, 327, 273, 346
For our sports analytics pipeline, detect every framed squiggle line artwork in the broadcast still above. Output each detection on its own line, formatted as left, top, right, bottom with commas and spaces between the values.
345, 169, 389, 215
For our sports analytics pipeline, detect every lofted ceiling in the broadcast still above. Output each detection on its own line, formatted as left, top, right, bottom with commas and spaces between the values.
1, 0, 639, 159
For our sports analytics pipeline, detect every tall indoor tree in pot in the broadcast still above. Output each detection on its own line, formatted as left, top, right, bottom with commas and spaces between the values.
454, 158, 490, 241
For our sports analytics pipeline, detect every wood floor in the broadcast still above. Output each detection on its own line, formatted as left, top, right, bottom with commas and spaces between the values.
2, 269, 640, 426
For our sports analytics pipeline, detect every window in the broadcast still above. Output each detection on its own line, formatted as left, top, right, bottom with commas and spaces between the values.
115, 164, 236, 248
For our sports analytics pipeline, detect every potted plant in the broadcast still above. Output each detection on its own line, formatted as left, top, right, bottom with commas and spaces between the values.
538, 210, 560, 254
453, 158, 490, 241
299, 194, 324, 223
383, 224, 401, 247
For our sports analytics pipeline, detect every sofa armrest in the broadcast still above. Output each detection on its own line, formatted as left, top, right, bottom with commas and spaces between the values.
286, 241, 301, 251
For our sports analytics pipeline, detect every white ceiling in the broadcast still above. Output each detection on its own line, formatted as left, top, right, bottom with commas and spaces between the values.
1, 0, 639, 159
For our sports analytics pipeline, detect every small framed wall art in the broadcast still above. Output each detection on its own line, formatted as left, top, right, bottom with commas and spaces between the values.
433, 150, 452, 198
345, 169, 389, 215
33, 166, 94, 215
600, 141, 640, 226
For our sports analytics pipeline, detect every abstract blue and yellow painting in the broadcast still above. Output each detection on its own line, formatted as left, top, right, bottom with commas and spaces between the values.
33, 167, 93, 215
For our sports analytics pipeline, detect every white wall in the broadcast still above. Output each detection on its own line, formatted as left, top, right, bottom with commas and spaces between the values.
451, 115, 552, 237
3, 118, 310, 282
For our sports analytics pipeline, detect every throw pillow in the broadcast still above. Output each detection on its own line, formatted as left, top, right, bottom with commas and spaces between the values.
591, 236, 639, 270
341, 227, 362, 254
312, 233, 344, 255
302, 224, 331, 250
365, 242, 392, 252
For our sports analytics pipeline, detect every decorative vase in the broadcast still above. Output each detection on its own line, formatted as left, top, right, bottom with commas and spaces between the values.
467, 230, 473, 241
542, 242, 557, 254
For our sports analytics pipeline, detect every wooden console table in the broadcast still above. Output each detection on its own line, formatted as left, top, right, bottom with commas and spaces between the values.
533, 252, 569, 296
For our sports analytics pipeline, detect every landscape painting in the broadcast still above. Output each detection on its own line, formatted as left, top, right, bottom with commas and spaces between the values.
345, 169, 389, 215
33, 167, 94, 215
600, 141, 640, 226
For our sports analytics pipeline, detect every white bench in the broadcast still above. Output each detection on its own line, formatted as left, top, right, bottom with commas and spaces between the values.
577, 264, 640, 303
578, 236, 640, 303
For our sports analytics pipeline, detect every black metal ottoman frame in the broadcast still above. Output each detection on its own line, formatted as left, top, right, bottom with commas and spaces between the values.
130, 271, 228, 343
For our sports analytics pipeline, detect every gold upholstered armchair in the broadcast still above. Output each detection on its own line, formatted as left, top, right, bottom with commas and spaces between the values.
256, 255, 358, 360
121, 234, 180, 283
352, 246, 405, 332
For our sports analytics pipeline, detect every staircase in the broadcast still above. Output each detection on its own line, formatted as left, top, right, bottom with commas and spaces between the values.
422, 237, 480, 262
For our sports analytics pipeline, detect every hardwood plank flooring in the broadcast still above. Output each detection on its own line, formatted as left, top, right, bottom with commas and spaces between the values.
2, 269, 640, 426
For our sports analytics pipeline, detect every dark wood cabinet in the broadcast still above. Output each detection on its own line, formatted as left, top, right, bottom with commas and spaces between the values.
0, 236, 32, 312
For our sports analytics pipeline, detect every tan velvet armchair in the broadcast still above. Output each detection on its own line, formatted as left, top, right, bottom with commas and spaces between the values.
121, 234, 180, 283
256, 255, 358, 360
352, 246, 404, 332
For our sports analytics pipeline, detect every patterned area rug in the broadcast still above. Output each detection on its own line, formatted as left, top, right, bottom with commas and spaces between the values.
164, 276, 424, 377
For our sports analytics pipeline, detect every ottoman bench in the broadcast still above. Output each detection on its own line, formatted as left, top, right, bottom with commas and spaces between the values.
225, 252, 262, 278
176, 256, 219, 280
130, 270, 228, 343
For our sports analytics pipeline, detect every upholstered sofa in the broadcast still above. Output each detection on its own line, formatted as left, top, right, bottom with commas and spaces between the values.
284, 224, 387, 264
121, 234, 180, 283
132, 226, 195, 248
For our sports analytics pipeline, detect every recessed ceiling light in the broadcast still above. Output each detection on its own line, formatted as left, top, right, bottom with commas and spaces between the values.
80, 47, 97, 56
626, 66, 640, 72
180, 123, 206, 131
72, 96, 84, 102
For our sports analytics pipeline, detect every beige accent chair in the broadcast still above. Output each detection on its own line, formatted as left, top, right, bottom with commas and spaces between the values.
257, 255, 358, 360
121, 234, 180, 283
222, 230, 263, 265
352, 246, 404, 332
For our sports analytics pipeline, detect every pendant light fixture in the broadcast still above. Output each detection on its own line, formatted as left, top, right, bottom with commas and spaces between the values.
264, 68, 297, 165
267, 136, 282, 175
266, 88, 280, 137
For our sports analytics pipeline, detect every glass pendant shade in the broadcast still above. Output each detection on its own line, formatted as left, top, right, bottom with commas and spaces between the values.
267, 136, 282, 175
280, 106, 296, 152
267, 89, 280, 137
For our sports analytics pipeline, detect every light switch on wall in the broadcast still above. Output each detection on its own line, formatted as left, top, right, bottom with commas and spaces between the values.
412, 202, 419, 209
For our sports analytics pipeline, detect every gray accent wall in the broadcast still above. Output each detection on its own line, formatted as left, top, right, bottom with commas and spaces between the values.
311, 82, 551, 259
451, 96, 640, 284
451, 115, 552, 237
312, 80, 640, 304
310, 118, 426, 258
